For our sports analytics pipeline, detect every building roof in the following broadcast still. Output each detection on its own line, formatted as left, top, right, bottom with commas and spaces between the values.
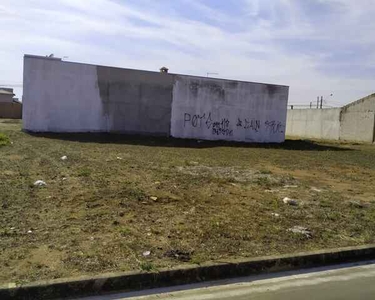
0, 89, 15, 96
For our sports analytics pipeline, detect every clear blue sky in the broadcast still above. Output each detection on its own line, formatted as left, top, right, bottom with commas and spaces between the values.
1, 0, 374, 106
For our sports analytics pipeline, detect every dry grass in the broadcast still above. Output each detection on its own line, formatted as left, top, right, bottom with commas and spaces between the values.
1, 119, 375, 285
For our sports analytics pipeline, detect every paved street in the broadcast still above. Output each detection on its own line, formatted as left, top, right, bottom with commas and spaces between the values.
81, 261, 375, 300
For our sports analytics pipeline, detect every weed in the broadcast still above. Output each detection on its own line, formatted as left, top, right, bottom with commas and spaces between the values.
190, 253, 206, 265
77, 168, 91, 177
0, 133, 10, 146
119, 227, 131, 236
126, 187, 147, 201
254, 177, 274, 189
139, 261, 154, 272
320, 199, 333, 208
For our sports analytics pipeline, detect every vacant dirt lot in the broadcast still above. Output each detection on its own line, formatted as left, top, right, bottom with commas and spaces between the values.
1, 119, 375, 285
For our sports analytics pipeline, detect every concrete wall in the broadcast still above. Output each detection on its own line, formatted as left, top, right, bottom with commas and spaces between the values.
286, 109, 341, 140
341, 94, 375, 113
96, 65, 174, 135
23, 55, 289, 143
171, 76, 288, 143
0, 102, 22, 119
286, 94, 375, 143
340, 111, 375, 142
339, 94, 375, 143
23, 55, 173, 134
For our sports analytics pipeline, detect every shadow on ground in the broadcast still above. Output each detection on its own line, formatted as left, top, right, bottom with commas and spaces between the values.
26, 132, 353, 152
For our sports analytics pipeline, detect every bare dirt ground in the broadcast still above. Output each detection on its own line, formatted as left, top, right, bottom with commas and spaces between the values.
1, 119, 375, 285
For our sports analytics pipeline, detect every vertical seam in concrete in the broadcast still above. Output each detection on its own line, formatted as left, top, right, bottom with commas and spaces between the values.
338, 108, 343, 141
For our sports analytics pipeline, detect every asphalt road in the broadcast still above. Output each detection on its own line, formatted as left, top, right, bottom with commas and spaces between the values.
81, 261, 375, 300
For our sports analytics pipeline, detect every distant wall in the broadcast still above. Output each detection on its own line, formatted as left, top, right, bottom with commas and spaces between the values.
0, 94, 13, 103
286, 109, 341, 140
286, 94, 375, 143
0, 102, 22, 119
23, 55, 289, 143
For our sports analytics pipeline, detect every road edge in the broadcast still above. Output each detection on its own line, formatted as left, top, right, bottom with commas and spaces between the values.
1, 244, 375, 299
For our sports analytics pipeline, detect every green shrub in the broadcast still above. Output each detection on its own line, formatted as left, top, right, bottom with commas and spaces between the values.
0, 133, 10, 146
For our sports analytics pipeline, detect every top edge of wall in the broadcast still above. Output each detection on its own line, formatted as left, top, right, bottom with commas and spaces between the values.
23, 54, 289, 88
288, 107, 342, 111
24, 54, 62, 61
341, 93, 375, 110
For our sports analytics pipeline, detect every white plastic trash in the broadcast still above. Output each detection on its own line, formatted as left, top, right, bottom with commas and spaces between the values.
283, 197, 298, 206
34, 180, 46, 187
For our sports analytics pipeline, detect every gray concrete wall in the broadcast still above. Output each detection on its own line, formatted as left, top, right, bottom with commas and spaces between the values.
96, 66, 174, 135
338, 94, 375, 142
341, 94, 375, 113
286, 108, 341, 140
171, 76, 289, 143
340, 111, 375, 142
23, 55, 173, 134
23, 55, 289, 143
286, 96, 375, 143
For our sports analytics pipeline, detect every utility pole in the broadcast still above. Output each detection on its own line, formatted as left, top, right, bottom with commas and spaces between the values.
320, 96, 323, 109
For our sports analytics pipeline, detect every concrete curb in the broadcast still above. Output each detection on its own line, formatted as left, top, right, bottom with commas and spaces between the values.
1, 244, 375, 300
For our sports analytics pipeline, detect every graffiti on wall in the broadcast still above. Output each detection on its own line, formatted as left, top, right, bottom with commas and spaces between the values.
183, 112, 284, 137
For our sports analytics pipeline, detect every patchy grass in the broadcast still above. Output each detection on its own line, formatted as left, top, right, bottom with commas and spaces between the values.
1, 120, 375, 285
